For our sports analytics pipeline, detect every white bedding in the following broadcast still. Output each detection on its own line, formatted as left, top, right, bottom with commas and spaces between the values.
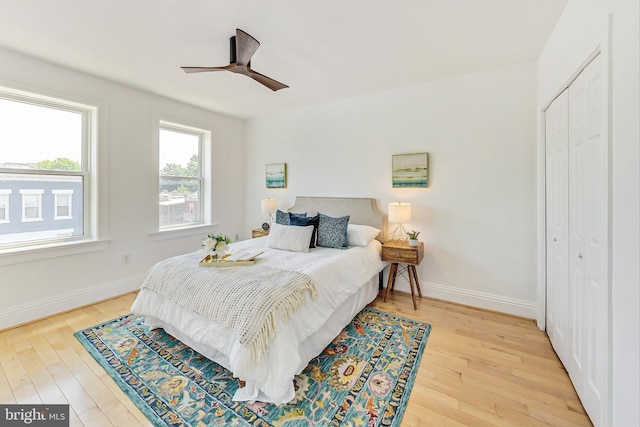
131, 237, 384, 404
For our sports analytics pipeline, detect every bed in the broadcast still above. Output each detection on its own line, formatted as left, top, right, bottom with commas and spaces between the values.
130, 196, 386, 405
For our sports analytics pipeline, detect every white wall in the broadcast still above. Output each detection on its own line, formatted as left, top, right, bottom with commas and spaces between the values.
245, 62, 539, 317
538, 0, 640, 424
0, 46, 246, 329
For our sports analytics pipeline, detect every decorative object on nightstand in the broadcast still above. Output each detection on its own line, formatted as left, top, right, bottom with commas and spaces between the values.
382, 240, 424, 310
388, 202, 411, 242
252, 228, 269, 238
407, 230, 420, 247
260, 198, 278, 230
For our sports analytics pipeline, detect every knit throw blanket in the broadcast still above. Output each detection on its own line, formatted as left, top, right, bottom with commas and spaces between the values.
140, 253, 317, 363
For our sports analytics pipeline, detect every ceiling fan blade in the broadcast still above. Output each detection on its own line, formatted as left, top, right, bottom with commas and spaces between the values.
181, 65, 232, 73
235, 28, 260, 66
245, 68, 289, 91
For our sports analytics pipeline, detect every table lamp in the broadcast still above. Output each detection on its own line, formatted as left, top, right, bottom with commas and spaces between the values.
388, 202, 411, 242
261, 198, 278, 230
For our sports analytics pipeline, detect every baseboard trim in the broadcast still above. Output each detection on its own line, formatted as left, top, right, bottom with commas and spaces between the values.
0, 274, 145, 330
423, 281, 537, 319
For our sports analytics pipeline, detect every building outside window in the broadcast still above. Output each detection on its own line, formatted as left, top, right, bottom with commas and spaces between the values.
0, 88, 94, 248
53, 190, 73, 219
20, 190, 43, 221
0, 190, 10, 223
159, 122, 209, 230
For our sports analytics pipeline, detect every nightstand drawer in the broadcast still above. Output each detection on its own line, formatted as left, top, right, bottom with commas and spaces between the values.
382, 241, 424, 265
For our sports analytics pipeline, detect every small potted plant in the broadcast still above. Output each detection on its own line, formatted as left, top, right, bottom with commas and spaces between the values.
407, 230, 420, 247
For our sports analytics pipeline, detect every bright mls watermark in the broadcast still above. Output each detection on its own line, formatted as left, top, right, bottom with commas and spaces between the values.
0, 405, 69, 426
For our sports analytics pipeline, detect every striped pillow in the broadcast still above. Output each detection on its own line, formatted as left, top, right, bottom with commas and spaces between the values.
265, 223, 314, 253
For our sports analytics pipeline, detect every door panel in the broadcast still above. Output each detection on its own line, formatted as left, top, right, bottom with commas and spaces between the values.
546, 53, 608, 426
545, 90, 569, 362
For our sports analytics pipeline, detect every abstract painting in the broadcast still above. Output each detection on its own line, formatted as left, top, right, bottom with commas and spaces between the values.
392, 153, 428, 188
266, 163, 287, 188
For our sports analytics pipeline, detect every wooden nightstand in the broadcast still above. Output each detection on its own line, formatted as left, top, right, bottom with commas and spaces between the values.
382, 240, 424, 309
252, 228, 269, 238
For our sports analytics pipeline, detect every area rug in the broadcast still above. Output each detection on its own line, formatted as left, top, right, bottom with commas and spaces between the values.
75, 307, 430, 426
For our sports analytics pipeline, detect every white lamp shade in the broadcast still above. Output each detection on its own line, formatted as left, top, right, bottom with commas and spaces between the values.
388, 202, 411, 223
261, 198, 278, 214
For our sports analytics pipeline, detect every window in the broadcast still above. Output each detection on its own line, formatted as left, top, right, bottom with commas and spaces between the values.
20, 190, 43, 221
53, 190, 73, 219
159, 122, 208, 230
0, 190, 10, 223
0, 88, 93, 249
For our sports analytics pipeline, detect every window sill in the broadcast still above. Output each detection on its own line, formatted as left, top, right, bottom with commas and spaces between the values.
149, 223, 219, 242
0, 238, 111, 266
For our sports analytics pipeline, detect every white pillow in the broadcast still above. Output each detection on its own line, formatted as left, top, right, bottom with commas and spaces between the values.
347, 224, 381, 246
265, 223, 314, 253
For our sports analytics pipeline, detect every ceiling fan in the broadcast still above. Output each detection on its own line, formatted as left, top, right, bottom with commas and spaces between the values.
181, 28, 289, 91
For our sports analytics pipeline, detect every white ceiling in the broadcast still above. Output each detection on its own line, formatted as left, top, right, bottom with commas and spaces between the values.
0, 0, 566, 119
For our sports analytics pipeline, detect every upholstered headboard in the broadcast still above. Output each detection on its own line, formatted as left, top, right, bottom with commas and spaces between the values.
288, 196, 386, 242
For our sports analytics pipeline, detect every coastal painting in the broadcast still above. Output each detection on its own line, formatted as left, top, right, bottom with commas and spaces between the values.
392, 153, 428, 188
266, 163, 287, 188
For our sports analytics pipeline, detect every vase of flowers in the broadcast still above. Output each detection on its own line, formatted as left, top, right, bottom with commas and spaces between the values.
407, 230, 420, 247
203, 233, 231, 261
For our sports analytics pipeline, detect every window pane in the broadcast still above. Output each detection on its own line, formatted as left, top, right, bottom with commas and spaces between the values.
159, 129, 199, 177
159, 177, 201, 227
57, 206, 68, 217
159, 125, 203, 230
25, 206, 39, 219
0, 98, 83, 171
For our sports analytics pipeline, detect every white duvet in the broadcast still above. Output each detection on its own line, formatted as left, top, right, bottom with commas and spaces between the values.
131, 237, 384, 404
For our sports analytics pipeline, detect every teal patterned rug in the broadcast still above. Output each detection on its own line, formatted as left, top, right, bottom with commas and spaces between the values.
75, 307, 430, 426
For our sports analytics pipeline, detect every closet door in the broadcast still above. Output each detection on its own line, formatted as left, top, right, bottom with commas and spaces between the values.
567, 53, 608, 427
546, 53, 608, 426
545, 90, 570, 364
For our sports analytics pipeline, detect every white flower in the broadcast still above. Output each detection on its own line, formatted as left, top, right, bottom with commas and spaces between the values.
203, 237, 216, 250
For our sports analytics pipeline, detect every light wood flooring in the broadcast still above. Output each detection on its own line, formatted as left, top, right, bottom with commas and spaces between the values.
0, 292, 592, 426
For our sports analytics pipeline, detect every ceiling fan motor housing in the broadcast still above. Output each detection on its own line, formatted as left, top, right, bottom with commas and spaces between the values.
229, 36, 250, 67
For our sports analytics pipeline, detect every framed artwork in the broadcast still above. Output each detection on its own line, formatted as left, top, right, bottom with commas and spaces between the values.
265, 163, 287, 188
392, 153, 429, 188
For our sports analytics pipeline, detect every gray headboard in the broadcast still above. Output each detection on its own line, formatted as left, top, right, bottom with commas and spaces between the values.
288, 196, 387, 242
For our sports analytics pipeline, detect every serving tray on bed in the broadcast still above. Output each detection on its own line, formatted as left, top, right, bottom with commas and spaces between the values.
199, 251, 263, 268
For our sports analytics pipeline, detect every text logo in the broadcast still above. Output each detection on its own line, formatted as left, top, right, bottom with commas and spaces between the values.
0, 405, 69, 426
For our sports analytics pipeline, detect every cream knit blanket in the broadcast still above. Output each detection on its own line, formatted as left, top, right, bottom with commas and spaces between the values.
140, 253, 316, 363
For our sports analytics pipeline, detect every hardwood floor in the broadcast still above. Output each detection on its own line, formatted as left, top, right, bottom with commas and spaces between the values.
0, 292, 592, 426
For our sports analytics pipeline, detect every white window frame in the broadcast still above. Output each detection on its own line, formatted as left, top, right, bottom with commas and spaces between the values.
0, 86, 97, 253
158, 121, 211, 232
0, 190, 10, 223
53, 189, 73, 220
20, 190, 44, 222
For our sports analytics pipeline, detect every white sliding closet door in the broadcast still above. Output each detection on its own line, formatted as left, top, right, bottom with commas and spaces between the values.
545, 90, 569, 364
545, 53, 609, 426
567, 53, 608, 426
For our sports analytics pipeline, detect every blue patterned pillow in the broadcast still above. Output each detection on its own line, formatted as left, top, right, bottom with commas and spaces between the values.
289, 214, 319, 248
275, 210, 306, 225
317, 213, 350, 249
275, 209, 289, 225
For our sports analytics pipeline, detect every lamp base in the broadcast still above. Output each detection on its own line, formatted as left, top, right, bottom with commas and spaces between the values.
390, 224, 408, 243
